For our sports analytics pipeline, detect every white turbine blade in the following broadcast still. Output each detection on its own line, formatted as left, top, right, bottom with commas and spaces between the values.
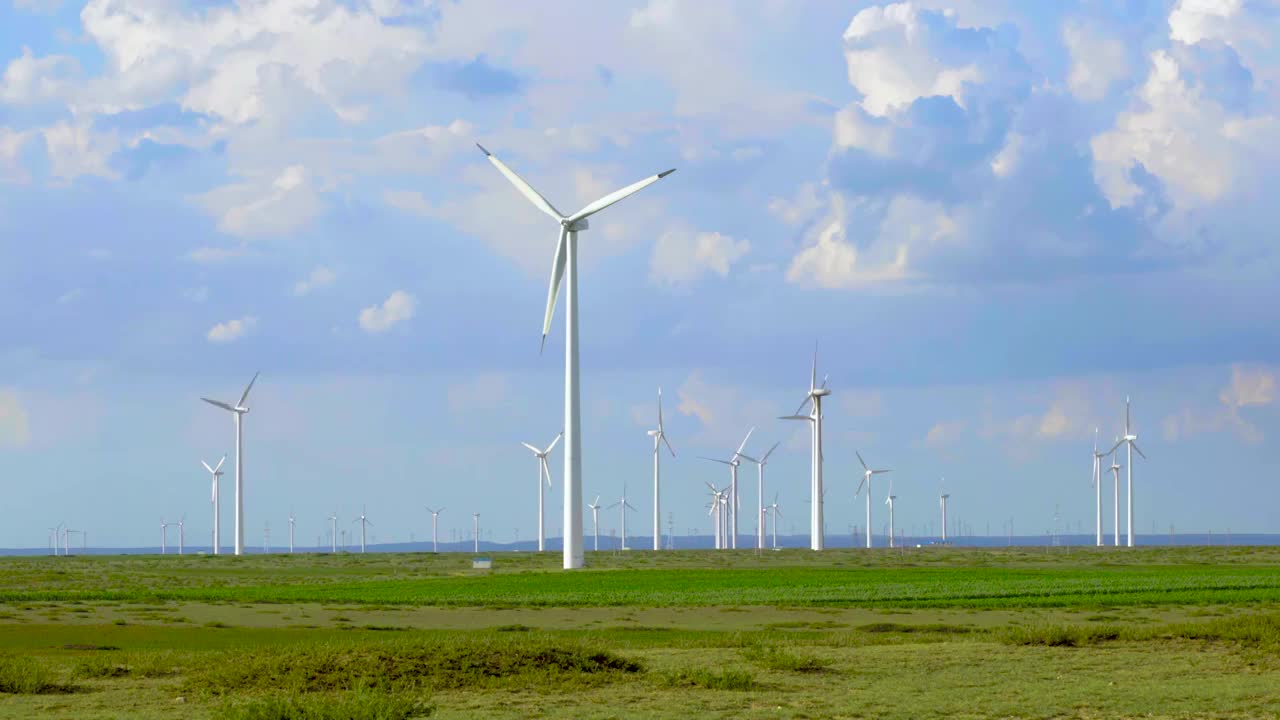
238, 371, 260, 407
856, 452, 869, 472
791, 394, 812, 417
366, 519, 374, 527
476, 144, 563, 220
1126, 397, 1131, 434
565, 169, 675, 224
542, 458, 553, 487
735, 427, 755, 457
760, 441, 780, 463
873, 469, 892, 475
1131, 442, 1147, 459
546, 432, 563, 453
608, 502, 621, 510
625, 501, 637, 511
214, 455, 226, 473
521, 442, 541, 454
738, 454, 760, 464
779, 414, 811, 421
662, 432, 676, 458
657, 387, 664, 428
699, 456, 733, 466
810, 343, 818, 392
201, 460, 215, 474
202, 397, 235, 412
541, 227, 569, 352
854, 475, 866, 498
1107, 438, 1124, 455
705, 481, 718, 493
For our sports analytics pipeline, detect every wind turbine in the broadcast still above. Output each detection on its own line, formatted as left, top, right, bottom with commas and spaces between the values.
201, 372, 259, 556
647, 387, 676, 551
698, 428, 754, 550
767, 493, 783, 549
1109, 450, 1123, 547
160, 518, 170, 555
1090, 429, 1109, 547
328, 513, 338, 553
739, 442, 780, 550
353, 506, 372, 554
201, 456, 226, 555
884, 479, 898, 548
177, 515, 185, 555
472, 512, 481, 554
288, 512, 295, 554
1108, 398, 1147, 547
477, 144, 675, 570
608, 484, 637, 551
587, 496, 602, 551
705, 483, 725, 549
49, 523, 63, 556
520, 432, 563, 552
425, 507, 444, 553
780, 346, 831, 551
263, 521, 270, 553
854, 452, 891, 548
939, 478, 950, 543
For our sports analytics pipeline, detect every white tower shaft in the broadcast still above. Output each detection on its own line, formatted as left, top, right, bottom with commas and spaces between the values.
234, 412, 244, 556
1127, 443, 1134, 547
653, 436, 661, 551
563, 230, 584, 570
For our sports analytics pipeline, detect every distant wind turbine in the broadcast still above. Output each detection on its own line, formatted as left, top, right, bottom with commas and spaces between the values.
780, 346, 831, 551
647, 387, 676, 551
739, 441, 780, 551
177, 515, 185, 555
587, 496, 602, 551
201, 372, 260, 556
160, 518, 170, 555
884, 478, 898, 548
608, 484, 637, 551
854, 452, 891, 548
328, 513, 338, 553
1109, 449, 1123, 547
520, 432, 563, 552
472, 512, 481, 554
425, 507, 444, 553
288, 512, 295, 554
477, 144, 675, 569
767, 493, 783, 549
353, 506, 372, 554
201, 456, 226, 555
1091, 429, 1110, 547
939, 478, 950, 543
699, 428, 754, 549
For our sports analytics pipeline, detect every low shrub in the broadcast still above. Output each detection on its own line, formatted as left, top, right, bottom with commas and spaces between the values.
220, 689, 433, 720
741, 645, 831, 673
73, 656, 131, 679
0, 656, 78, 694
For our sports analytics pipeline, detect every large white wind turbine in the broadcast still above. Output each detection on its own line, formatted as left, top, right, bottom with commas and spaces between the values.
288, 512, 295, 554
328, 513, 338, 553
587, 496, 602, 551
160, 518, 170, 555
425, 507, 444, 553
1108, 398, 1146, 547
201, 456, 226, 555
647, 387, 676, 552
939, 478, 950, 543
1109, 450, 1123, 547
698, 428, 754, 550
521, 432, 563, 552
201, 372, 259, 556
854, 452, 891, 548
472, 512, 481, 554
177, 515, 185, 555
767, 493, 783, 549
353, 506, 372, 554
705, 483, 727, 549
477, 144, 675, 570
739, 442, 780, 550
885, 479, 898, 548
608, 484, 638, 551
780, 347, 831, 551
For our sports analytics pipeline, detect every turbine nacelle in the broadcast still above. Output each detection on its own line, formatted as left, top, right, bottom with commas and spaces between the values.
561, 217, 589, 231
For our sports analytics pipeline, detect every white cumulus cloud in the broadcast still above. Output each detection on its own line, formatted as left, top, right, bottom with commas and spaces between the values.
359, 290, 415, 334
206, 316, 256, 344
293, 266, 337, 297
650, 227, 749, 288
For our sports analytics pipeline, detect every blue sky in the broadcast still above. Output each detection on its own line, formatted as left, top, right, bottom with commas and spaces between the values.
2, 0, 1278, 549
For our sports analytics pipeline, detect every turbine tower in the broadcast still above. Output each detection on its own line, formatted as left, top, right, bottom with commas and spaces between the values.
780, 347, 830, 551
1109, 398, 1147, 547
647, 387, 676, 551
1091, 428, 1108, 547
854, 452, 891, 548
288, 512, 295, 554
201, 372, 259, 556
160, 518, 170, 555
425, 507, 444, 553
767, 493, 783, 549
698, 428, 754, 550
739, 442, 780, 550
1109, 451, 1123, 547
939, 480, 950, 543
520, 432, 563, 552
477, 144, 675, 570
608, 484, 637, 551
885, 479, 898, 549
587, 496, 602, 551
177, 515, 185, 555
472, 512, 481, 554
328, 513, 338, 553
201, 456, 226, 555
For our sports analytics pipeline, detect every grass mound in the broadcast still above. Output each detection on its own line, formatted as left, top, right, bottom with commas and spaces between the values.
189, 636, 642, 694
220, 689, 433, 720
741, 645, 831, 673
660, 668, 757, 690
0, 656, 78, 694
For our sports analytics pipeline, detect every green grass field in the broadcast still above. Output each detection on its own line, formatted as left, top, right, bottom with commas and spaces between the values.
2, 547, 1278, 719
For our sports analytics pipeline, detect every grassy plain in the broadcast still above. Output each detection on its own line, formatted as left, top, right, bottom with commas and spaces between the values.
1, 547, 1278, 719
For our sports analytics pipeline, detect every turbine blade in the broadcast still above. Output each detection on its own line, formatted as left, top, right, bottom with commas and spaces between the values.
201, 398, 235, 412
779, 415, 811, 421
521, 442, 540, 454
565, 169, 675, 223
238, 371, 259, 407
546, 432, 563, 453
856, 451, 869, 472
201, 461, 214, 474
735, 427, 755, 457
1132, 442, 1147, 459
214, 455, 226, 473
760, 441, 780, 463
738, 454, 760, 464
854, 476, 866, 498
657, 387, 664, 428
874, 469, 891, 475
541, 227, 569, 352
699, 456, 733, 466
542, 458, 553, 486
476, 144, 563, 220
811, 342, 817, 392
662, 433, 676, 457
792, 394, 812, 416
